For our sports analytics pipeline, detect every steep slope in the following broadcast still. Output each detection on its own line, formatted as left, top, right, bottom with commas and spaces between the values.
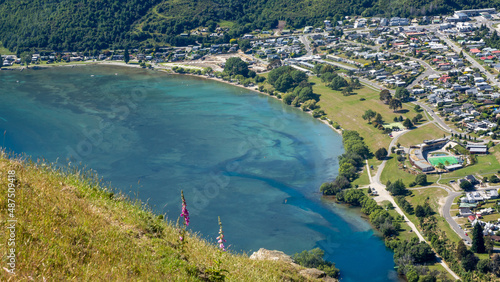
0, 0, 161, 51
0, 154, 318, 281
0, 0, 498, 51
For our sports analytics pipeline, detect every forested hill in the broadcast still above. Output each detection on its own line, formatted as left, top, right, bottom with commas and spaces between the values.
0, 0, 498, 52
0, 0, 161, 51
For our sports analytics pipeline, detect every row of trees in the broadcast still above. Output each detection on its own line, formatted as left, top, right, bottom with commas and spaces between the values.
320, 131, 369, 195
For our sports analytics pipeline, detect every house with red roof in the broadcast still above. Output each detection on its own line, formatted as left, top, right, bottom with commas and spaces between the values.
470, 48, 481, 54
438, 75, 451, 83
438, 62, 451, 70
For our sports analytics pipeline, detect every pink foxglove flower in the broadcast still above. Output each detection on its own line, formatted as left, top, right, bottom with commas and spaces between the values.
216, 216, 227, 252
180, 190, 190, 226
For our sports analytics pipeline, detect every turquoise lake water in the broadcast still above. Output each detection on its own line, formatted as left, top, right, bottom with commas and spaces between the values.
0, 66, 398, 281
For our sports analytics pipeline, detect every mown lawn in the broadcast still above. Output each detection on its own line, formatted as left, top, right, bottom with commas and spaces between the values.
352, 166, 370, 187
440, 146, 500, 180
397, 123, 448, 148
310, 76, 421, 151
380, 200, 418, 242
380, 154, 439, 186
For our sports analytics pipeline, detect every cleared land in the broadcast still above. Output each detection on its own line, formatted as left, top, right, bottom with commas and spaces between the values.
383, 122, 404, 129
380, 154, 439, 186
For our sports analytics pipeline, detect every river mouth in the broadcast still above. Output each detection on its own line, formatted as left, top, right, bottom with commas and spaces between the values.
0, 65, 398, 281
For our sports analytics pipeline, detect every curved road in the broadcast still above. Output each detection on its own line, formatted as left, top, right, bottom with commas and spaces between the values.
366, 122, 461, 280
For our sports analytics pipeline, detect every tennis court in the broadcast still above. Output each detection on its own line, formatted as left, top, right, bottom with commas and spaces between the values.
383, 122, 404, 129
428, 156, 458, 166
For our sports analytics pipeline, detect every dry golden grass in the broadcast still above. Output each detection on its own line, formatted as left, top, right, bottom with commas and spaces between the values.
0, 154, 316, 281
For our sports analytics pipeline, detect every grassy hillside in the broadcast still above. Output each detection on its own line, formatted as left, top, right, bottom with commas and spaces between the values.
0, 0, 499, 51
0, 153, 318, 281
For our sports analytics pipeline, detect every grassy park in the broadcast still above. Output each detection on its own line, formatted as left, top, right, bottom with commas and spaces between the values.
309, 76, 422, 151
380, 154, 439, 186
397, 123, 447, 148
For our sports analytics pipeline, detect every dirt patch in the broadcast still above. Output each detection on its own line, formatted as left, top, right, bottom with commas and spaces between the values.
437, 196, 447, 216
494, 150, 500, 164
277, 21, 286, 30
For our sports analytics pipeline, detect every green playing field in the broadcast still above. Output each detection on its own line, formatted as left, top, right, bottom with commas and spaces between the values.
428, 156, 458, 166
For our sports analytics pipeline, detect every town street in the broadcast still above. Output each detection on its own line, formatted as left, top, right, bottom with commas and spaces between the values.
435, 30, 500, 88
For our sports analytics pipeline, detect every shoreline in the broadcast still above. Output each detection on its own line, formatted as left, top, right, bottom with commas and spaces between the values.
2, 61, 343, 136
171, 72, 344, 135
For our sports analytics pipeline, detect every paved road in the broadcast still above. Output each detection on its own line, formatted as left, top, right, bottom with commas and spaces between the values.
364, 120, 461, 280
443, 191, 472, 245
411, 101, 458, 134
299, 35, 314, 56
314, 59, 358, 71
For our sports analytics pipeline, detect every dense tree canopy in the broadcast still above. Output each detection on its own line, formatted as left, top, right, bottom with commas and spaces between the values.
395, 87, 410, 102
1, 0, 500, 50
292, 248, 339, 278
0, 0, 162, 51
375, 147, 387, 160
224, 57, 249, 77
387, 179, 407, 195
472, 223, 486, 254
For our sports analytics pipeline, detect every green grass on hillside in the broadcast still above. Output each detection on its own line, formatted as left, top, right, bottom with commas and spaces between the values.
0, 154, 317, 281
405, 188, 461, 244
0, 42, 12, 54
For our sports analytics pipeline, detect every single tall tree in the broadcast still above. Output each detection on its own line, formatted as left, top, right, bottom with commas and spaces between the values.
0, 54, 3, 69
362, 109, 377, 123
124, 47, 129, 64
471, 223, 486, 253
395, 87, 410, 102
389, 98, 402, 112
375, 147, 388, 160
379, 89, 392, 104
403, 118, 414, 128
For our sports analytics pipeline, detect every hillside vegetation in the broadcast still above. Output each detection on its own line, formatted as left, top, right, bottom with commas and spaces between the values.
0, 0, 499, 51
0, 154, 318, 281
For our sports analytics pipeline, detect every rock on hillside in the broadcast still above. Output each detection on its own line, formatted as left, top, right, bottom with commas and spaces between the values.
250, 248, 338, 281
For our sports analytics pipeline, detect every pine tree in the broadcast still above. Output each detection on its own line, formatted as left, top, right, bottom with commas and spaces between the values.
471, 223, 486, 253
124, 47, 129, 64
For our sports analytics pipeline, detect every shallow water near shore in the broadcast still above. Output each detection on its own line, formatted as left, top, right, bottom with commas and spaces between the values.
0, 66, 399, 281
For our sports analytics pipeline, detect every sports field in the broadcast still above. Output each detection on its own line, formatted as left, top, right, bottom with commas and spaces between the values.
428, 156, 458, 166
